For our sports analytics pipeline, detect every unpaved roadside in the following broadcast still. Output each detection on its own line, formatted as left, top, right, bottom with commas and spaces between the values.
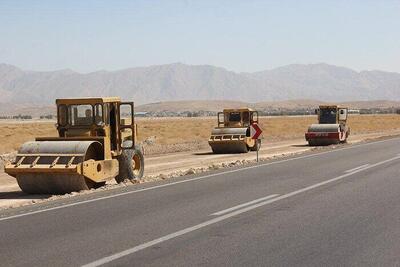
0, 130, 399, 210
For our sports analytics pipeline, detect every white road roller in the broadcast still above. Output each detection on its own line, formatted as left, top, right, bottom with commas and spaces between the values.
305, 105, 350, 146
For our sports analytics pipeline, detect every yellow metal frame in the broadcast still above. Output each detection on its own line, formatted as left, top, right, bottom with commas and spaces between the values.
5, 97, 139, 184
210, 107, 259, 151
217, 108, 259, 128
56, 97, 121, 105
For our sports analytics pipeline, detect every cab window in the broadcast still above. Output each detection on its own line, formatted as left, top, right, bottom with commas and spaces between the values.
68, 104, 93, 126
319, 108, 337, 124
58, 105, 67, 126
229, 112, 241, 122
242, 112, 250, 124
103, 103, 110, 125
94, 104, 104, 126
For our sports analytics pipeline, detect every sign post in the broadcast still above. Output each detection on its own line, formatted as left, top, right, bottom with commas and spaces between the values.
250, 123, 262, 162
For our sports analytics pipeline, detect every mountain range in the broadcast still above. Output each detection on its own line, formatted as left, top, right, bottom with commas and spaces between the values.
137, 99, 400, 113
0, 62, 399, 107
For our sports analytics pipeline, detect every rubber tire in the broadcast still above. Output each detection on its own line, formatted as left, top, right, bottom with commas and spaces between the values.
211, 147, 222, 154
87, 179, 106, 189
308, 140, 317, 146
211, 144, 249, 154
344, 128, 350, 142
115, 141, 144, 183
250, 139, 261, 151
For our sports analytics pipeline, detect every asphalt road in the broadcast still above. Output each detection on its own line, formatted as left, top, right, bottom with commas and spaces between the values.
0, 137, 399, 266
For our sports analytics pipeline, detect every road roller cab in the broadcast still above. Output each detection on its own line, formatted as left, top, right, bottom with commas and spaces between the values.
208, 108, 261, 153
5, 97, 145, 194
305, 105, 350, 146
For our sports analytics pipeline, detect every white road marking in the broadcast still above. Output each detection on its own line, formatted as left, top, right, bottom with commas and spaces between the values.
211, 194, 279, 216
82, 154, 400, 267
0, 137, 397, 222
345, 164, 370, 173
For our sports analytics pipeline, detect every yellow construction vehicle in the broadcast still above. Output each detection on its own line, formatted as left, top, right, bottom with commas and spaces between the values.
5, 97, 144, 194
305, 105, 350, 146
209, 108, 261, 153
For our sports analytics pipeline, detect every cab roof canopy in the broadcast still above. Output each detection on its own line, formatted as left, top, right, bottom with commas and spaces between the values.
223, 107, 255, 112
319, 105, 348, 109
56, 97, 121, 105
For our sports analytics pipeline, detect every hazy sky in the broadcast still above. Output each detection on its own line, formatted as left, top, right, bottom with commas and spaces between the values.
0, 0, 399, 73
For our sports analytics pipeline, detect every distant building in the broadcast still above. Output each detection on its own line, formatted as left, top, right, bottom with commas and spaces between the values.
135, 112, 149, 117
348, 109, 360, 114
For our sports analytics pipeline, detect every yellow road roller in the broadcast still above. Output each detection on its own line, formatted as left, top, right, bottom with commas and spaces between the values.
5, 97, 144, 194
305, 105, 350, 146
209, 108, 261, 153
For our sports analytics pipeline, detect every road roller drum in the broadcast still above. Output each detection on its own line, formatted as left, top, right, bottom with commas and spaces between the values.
6, 141, 104, 194
307, 124, 341, 133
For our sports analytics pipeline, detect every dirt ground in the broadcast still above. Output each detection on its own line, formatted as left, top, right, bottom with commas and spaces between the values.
0, 114, 399, 210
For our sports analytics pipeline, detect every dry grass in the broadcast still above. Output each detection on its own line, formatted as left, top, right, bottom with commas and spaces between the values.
138, 114, 400, 144
137, 116, 316, 145
0, 122, 57, 154
137, 117, 215, 145
347, 114, 400, 134
0, 114, 399, 154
